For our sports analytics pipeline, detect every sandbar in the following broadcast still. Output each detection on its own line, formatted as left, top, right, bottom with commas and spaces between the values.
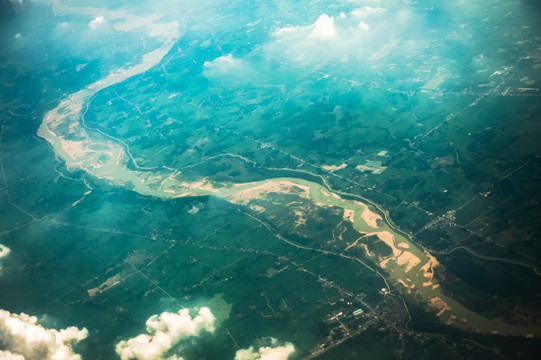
229, 180, 310, 203
427, 297, 451, 317
60, 139, 87, 159
343, 209, 355, 224
397, 279, 415, 293
376, 231, 401, 257
359, 203, 382, 228
420, 251, 440, 286
395, 251, 421, 273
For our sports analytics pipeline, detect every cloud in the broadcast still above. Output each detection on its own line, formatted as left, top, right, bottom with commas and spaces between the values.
0, 309, 88, 360
0, 244, 10, 274
0, 350, 25, 360
268, 13, 350, 64
235, 338, 295, 360
202, 54, 254, 83
358, 21, 370, 31
115, 307, 215, 360
264, 4, 423, 69
309, 14, 337, 40
351, 6, 387, 18
89, 16, 104, 29
272, 13, 337, 41
203, 54, 244, 74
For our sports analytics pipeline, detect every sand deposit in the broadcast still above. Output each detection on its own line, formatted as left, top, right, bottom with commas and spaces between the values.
343, 209, 355, 223
427, 297, 451, 317
360, 204, 382, 228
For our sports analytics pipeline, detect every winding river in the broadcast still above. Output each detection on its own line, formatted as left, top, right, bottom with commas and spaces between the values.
38, 0, 540, 338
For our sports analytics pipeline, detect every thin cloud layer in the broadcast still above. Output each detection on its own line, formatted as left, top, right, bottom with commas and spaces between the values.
351, 6, 387, 18
235, 338, 295, 360
265, 2, 423, 68
0, 310, 87, 360
115, 307, 216, 360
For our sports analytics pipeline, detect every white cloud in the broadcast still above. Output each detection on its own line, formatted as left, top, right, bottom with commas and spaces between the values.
203, 54, 254, 82
203, 54, 244, 73
351, 6, 387, 18
0, 350, 25, 360
309, 14, 337, 40
272, 26, 299, 37
0, 309, 87, 360
235, 338, 295, 360
264, 4, 420, 69
358, 21, 370, 31
268, 12, 370, 65
89, 16, 104, 29
115, 307, 215, 360
0, 244, 11, 274
273, 14, 337, 42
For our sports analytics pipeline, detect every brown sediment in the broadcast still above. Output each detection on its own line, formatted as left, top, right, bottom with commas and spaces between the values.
343, 209, 355, 223
427, 297, 451, 317
421, 251, 441, 287
230, 180, 310, 203
445, 315, 467, 326
321, 163, 347, 172
87, 274, 122, 298
360, 243, 375, 257
344, 238, 360, 251
359, 203, 382, 228
178, 180, 217, 192
396, 279, 415, 293
249, 204, 265, 213
294, 210, 307, 227
395, 251, 421, 273
376, 231, 401, 257
344, 233, 375, 256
